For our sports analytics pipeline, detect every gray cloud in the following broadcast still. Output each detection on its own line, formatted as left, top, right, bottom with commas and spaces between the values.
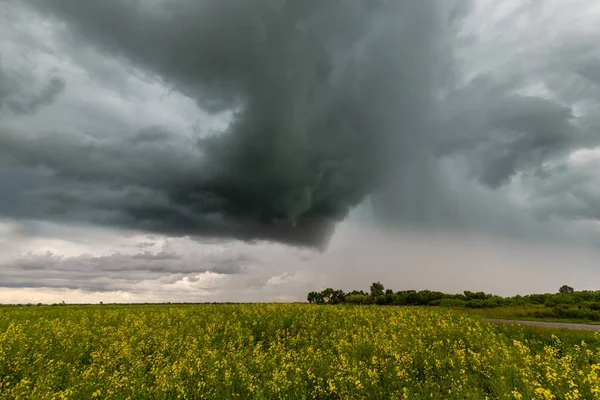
7, 77, 65, 116
4, 0, 464, 248
0, 61, 65, 115
135, 242, 156, 249
0, 0, 599, 252
2, 249, 249, 292
438, 76, 579, 187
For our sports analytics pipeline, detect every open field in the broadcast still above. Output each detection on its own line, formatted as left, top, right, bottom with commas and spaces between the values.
483, 318, 600, 331
462, 306, 600, 325
2, 304, 600, 399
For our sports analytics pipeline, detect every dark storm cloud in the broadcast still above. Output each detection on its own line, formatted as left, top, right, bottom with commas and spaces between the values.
0, 125, 202, 189
5, 0, 462, 248
2, 0, 600, 248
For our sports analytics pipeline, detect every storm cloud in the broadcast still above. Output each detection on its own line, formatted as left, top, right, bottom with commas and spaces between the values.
1, 0, 600, 251
0, 0, 466, 248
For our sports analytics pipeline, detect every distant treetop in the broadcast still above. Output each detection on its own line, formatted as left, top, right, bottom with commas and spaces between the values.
559, 285, 575, 294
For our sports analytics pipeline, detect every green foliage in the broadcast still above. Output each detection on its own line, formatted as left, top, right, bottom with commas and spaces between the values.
369, 282, 384, 298
345, 294, 370, 304
432, 299, 468, 308
559, 285, 575, 294
1, 305, 599, 399
307, 291, 323, 304
463, 291, 488, 301
306, 284, 600, 322
307, 288, 345, 304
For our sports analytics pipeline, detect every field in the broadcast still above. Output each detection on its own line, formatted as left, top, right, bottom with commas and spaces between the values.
1, 304, 600, 399
462, 305, 600, 325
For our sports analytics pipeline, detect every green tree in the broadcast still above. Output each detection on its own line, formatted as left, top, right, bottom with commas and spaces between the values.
329, 289, 346, 304
370, 282, 384, 298
322, 288, 335, 303
345, 294, 370, 304
320, 288, 346, 304
559, 285, 575, 294
464, 291, 487, 301
307, 291, 324, 304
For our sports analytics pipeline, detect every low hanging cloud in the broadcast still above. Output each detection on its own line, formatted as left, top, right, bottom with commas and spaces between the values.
0, 0, 600, 250
2, 248, 251, 292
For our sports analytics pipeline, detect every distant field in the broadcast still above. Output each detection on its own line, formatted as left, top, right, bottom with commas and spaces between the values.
1, 304, 599, 399
462, 305, 600, 325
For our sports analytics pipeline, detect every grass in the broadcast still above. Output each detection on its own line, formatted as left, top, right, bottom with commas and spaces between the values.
461, 305, 600, 325
2, 304, 600, 399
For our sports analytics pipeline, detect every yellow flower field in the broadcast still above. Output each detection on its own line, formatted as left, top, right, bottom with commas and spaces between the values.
1, 304, 599, 399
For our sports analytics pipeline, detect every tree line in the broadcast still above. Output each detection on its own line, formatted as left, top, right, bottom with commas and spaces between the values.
308, 282, 499, 306
306, 283, 600, 314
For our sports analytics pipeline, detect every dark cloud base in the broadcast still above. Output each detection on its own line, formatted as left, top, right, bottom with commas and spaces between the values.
1, 1, 599, 248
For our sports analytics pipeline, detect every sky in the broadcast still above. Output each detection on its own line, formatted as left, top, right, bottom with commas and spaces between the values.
2, 0, 600, 303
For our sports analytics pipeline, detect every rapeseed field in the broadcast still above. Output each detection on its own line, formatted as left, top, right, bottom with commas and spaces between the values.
1, 304, 599, 399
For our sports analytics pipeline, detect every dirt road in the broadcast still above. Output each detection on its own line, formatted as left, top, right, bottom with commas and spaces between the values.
483, 318, 600, 331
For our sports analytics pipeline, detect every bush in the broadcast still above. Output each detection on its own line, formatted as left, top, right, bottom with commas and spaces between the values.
437, 299, 468, 308
549, 306, 600, 321
345, 294, 370, 305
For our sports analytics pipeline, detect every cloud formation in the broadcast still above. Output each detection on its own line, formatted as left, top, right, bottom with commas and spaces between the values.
0, 67, 65, 116
1, 0, 468, 247
4, 225, 600, 304
1, 0, 600, 253
2, 249, 247, 292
